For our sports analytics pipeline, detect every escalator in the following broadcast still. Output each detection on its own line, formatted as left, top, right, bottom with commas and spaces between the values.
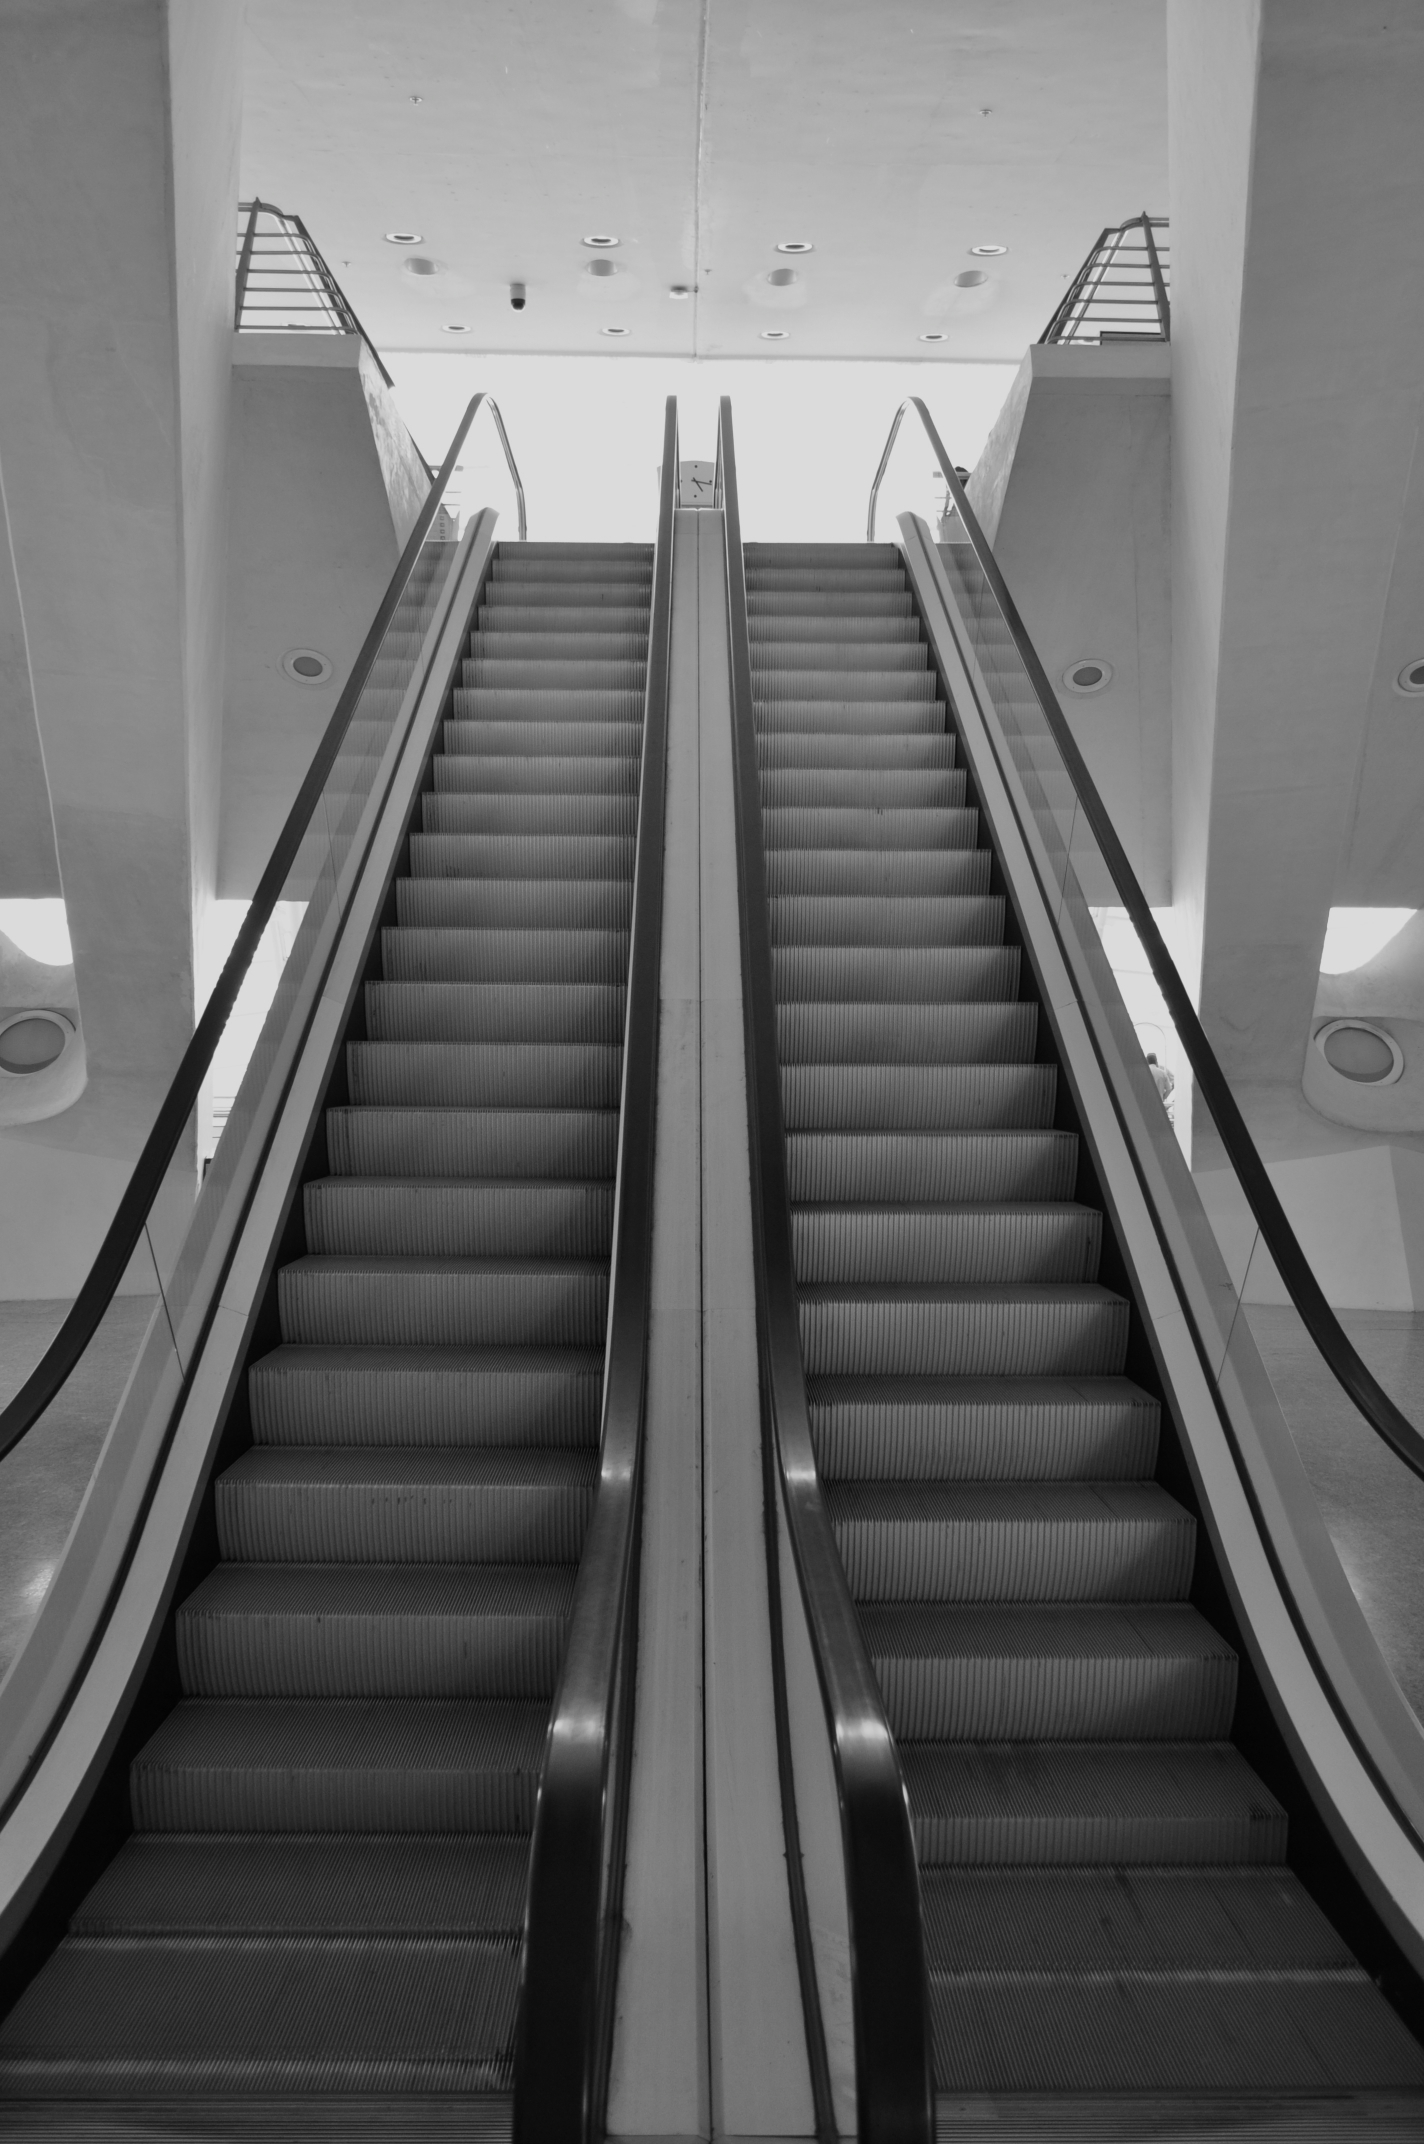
0, 402, 676, 2135
717, 399, 1424, 2133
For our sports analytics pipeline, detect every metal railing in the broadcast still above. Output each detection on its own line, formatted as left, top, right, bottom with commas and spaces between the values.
0, 392, 524, 1468
716, 396, 936, 2144
1040, 212, 1170, 345
512, 398, 677, 2140
235, 197, 395, 386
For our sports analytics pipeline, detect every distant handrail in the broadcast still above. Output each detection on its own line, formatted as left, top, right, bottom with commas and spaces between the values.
0, 392, 524, 1467
235, 198, 397, 387
511, 399, 677, 2140
1040, 211, 1170, 345
869, 395, 1424, 1484
717, 395, 935, 2144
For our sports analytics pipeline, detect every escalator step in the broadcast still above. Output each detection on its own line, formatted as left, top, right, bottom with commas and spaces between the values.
770, 893, 1002, 946
773, 944, 1018, 1002
346, 1042, 622, 1109
791, 1201, 1102, 1285
797, 1281, 1130, 1377
777, 1000, 1035, 1063
756, 699, 946, 736
303, 1178, 615, 1258
365, 979, 627, 1044
421, 791, 637, 835
433, 752, 639, 793
278, 1256, 609, 1348
767, 848, 986, 897
249, 1346, 603, 1449
380, 926, 630, 984
409, 831, 634, 879
763, 806, 976, 849
759, 731, 952, 768
395, 881, 633, 929
787, 1129, 1078, 1203
781, 1062, 1057, 1131
808, 1375, 1159, 1482
442, 717, 641, 757
324, 1107, 617, 1179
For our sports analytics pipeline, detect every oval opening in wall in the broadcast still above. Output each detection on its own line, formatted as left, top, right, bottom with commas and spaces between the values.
0, 1011, 72, 1076
282, 649, 333, 684
1062, 659, 1112, 695
1315, 1019, 1404, 1085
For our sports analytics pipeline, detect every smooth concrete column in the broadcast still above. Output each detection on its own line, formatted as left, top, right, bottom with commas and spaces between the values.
0, 0, 242, 1294
608, 509, 711, 2140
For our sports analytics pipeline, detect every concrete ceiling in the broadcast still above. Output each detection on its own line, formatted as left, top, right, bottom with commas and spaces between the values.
241, 0, 1167, 363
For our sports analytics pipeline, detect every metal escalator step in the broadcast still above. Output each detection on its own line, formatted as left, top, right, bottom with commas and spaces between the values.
380, 928, 630, 985
748, 589, 913, 618
755, 669, 936, 703
781, 1063, 1056, 1132
928, 1968, 1424, 2095
753, 642, 929, 673
861, 1602, 1235, 1740
433, 752, 639, 794
775, 945, 1019, 1004
485, 579, 650, 605
762, 807, 977, 851
479, 606, 650, 633
749, 615, 921, 643
758, 732, 954, 770
778, 1000, 1035, 1064
249, 1345, 603, 1449
452, 689, 644, 721
346, 1042, 621, 1110
442, 719, 641, 758
808, 1376, 1159, 1482
176, 1566, 576, 1700
409, 833, 634, 881
902, 1740, 1287, 1867
767, 849, 987, 898
72, 1834, 530, 1937
770, 893, 1004, 947
469, 632, 648, 662
745, 570, 907, 594
788, 1129, 1076, 1202
462, 661, 646, 693
760, 769, 965, 809
278, 1257, 609, 1348
366, 979, 626, 1042
826, 1480, 1195, 1602
420, 792, 637, 836
325, 1107, 617, 1180
130, 1698, 549, 1831
791, 1202, 1101, 1285
755, 699, 945, 736
215, 1450, 596, 1564
396, 880, 633, 931
797, 1282, 1130, 1378
746, 542, 901, 562
303, 1178, 615, 1258
0, 1931, 520, 2095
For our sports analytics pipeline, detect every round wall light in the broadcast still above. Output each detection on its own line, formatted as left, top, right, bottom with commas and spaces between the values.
969, 243, 1009, 257
1315, 1018, 1405, 1086
760, 329, 790, 341
600, 325, 630, 337
776, 240, 814, 254
0, 1010, 73, 1077
1062, 658, 1113, 695
384, 230, 423, 244
583, 234, 620, 249
1396, 657, 1424, 697
282, 649, 333, 684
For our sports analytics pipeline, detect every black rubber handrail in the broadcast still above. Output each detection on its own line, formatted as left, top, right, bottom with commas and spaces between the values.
511, 398, 677, 2140
0, 391, 524, 1466
870, 394, 1424, 1482
717, 396, 935, 2144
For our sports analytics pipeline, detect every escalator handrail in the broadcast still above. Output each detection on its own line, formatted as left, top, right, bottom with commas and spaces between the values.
0, 391, 524, 1467
511, 399, 677, 2140
717, 397, 936, 2144
869, 394, 1424, 1485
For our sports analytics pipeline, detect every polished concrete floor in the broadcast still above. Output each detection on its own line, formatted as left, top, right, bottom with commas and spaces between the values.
0, 1297, 155, 1681
0, 1295, 1422, 1724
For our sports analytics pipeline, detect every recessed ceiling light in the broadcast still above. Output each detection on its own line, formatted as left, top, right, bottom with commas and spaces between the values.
385, 230, 423, 244
282, 648, 333, 684
767, 267, 797, 287
969, 243, 1008, 257
441, 323, 471, 334
760, 329, 789, 341
586, 257, 620, 279
403, 256, 444, 277
919, 332, 948, 342
601, 325, 630, 336
776, 240, 813, 254
668, 284, 693, 299
583, 234, 620, 248
955, 269, 987, 288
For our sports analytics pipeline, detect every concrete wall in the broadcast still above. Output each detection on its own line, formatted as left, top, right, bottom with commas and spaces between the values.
0, 0, 243, 1297
219, 335, 430, 897
968, 341, 1172, 903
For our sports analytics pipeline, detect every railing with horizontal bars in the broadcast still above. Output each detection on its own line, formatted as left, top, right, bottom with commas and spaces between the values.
235, 197, 395, 387
1041, 212, 1170, 345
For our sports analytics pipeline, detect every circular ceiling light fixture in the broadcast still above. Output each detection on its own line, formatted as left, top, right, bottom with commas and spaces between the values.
441, 323, 471, 334
385, 230, 424, 244
403, 256, 444, 277
583, 234, 620, 248
919, 331, 948, 343
0, 1010, 73, 1077
1396, 657, 1424, 697
668, 284, 693, 299
1062, 658, 1112, 695
1315, 1018, 1405, 1086
282, 648, 333, 684
776, 240, 814, 254
767, 266, 798, 287
585, 257, 620, 279
760, 328, 790, 340
969, 243, 1008, 257
955, 269, 988, 288
600, 325, 630, 336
